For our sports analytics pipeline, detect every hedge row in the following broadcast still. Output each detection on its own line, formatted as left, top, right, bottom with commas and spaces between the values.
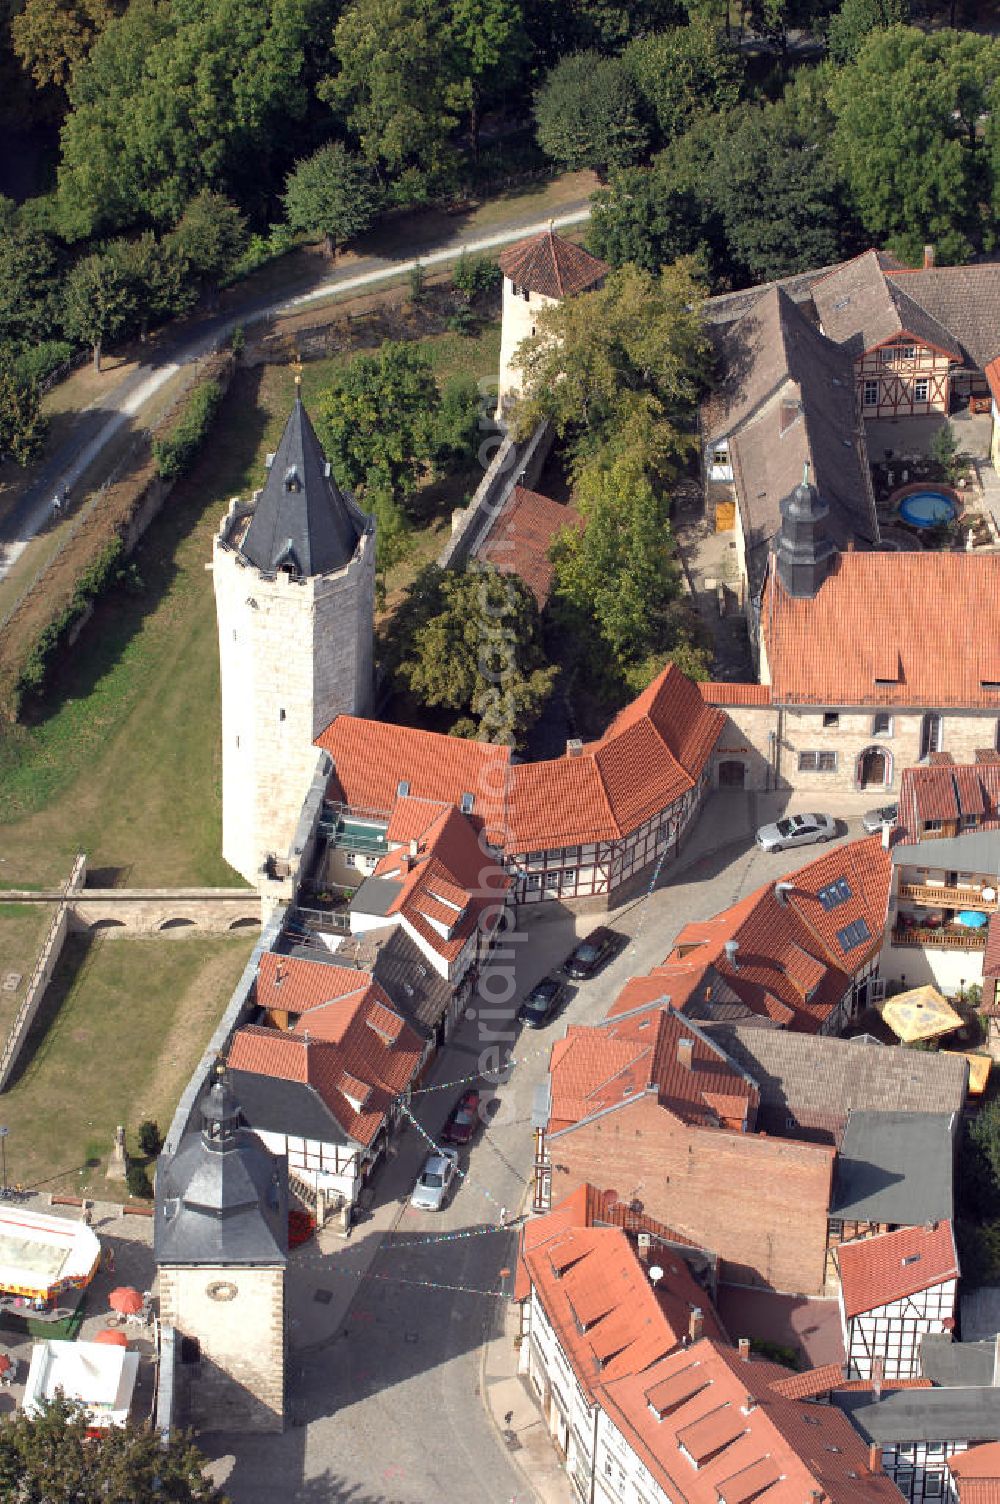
152, 379, 223, 480
13, 539, 128, 709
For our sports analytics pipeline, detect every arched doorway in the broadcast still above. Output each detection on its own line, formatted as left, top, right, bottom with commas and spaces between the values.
857, 745, 892, 790
718, 760, 746, 788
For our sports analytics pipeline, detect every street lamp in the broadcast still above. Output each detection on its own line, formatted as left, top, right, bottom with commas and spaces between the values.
0, 1127, 9, 1197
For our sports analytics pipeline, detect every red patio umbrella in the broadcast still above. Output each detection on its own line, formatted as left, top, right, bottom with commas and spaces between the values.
0, 1354, 11, 1375
95, 1329, 128, 1347
108, 1286, 142, 1315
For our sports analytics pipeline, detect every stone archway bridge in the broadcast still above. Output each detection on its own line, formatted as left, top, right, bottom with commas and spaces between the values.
5, 858, 261, 936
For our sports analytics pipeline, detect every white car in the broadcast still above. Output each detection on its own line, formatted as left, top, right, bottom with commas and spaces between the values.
410, 1148, 459, 1211
755, 812, 837, 854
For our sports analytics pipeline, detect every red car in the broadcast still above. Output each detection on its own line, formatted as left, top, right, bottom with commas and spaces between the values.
441, 1088, 481, 1146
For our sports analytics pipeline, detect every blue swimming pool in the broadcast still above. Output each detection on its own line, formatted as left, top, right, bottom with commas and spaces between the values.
898, 490, 959, 528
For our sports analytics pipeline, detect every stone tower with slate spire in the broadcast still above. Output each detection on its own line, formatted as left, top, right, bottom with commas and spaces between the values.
155, 1073, 289, 1431
212, 394, 375, 885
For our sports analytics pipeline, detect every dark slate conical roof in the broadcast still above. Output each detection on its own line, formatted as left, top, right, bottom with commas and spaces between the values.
240, 396, 368, 577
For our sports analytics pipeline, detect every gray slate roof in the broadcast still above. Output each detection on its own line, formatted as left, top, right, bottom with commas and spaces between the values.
892, 827, 1000, 875
240, 398, 370, 577
707, 286, 879, 600
707, 1025, 968, 1121
349, 876, 403, 918
835, 1386, 1000, 1445
831, 1110, 955, 1225
886, 265, 1000, 369
921, 1333, 999, 1388
813, 250, 962, 360
227, 1068, 354, 1149
155, 1078, 288, 1267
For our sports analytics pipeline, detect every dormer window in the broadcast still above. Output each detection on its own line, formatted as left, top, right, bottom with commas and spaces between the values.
284, 466, 301, 493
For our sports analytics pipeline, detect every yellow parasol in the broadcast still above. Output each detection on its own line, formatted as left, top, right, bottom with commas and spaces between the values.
881, 985, 963, 1043
957, 1052, 992, 1096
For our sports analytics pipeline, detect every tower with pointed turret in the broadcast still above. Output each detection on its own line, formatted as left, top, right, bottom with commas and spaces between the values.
155, 1074, 289, 1431
774, 466, 836, 600
212, 394, 375, 885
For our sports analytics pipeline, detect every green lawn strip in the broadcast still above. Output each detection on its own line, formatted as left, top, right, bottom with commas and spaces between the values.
0, 933, 253, 1202
0, 904, 58, 1039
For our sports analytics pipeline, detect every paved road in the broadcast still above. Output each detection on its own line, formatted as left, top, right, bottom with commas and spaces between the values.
0, 202, 591, 586
203, 787, 878, 1503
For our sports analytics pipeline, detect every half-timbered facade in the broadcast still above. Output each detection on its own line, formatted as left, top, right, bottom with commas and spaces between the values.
317, 664, 724, 912
813, 249, 1000, 420
837, 1222, 959, 1380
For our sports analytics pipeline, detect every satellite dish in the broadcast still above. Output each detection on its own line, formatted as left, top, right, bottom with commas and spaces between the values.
649, 1265, 664, 1286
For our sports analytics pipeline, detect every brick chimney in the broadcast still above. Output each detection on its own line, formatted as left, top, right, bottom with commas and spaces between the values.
738, 1337, 751, 1361
409, 837, 419, 858
872, 1355, 884, 1402
677, 1037, 694, 1071
869, 1443, 882, 1475
924, 243, 936, 269
688, 1307, 704, 1343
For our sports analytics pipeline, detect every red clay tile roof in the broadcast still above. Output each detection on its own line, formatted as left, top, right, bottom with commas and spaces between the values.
600, 1337, 906, 1504
896, 762, 1000, 845
227, 970, 423, 1146
547, 1011, 757, 1133
951, 1443, 1000, 1500
316, 717, 511, 830
985, 915, 1000, 990
319, 665, 721, 856
364, 804, 510, 965
498, 229, 608, 300
518, 1198, 725, 1398
769, 1363, 846, 1399
385, 796, 453, 844
505, 665, 724, 850
698, 682, 773, 706
764, 552, 1000, 708
477, 485, 581, 607
837, 1221, 959, 1319
660, 836, 891, 1033
256, 952, 376, 1021
987, 358, 1000, 407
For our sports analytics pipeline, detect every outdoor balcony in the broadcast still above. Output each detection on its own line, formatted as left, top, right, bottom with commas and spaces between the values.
890, 924, 987, 950
897, 880, 998, 911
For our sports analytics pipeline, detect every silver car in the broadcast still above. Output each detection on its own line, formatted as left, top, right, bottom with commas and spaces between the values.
755, 812, 836, 853
410, 1148, 459, 1211
862, 803, 898, 835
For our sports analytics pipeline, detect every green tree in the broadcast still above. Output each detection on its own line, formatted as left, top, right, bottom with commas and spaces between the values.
588, 160, 716, 276
391, 564, 557, 744
826, 0, 908, 65
57, 0, 325, 239
327, 0, 463, 199
433, 373, 483, 466
829, 26, 998, 262
316, 341, 442, 499
522, 0, 685, 60
165, 189, 247, 287
0, 222, 64, 354
106, 232, 193, 338
710, 98, 851, 284
0, 1395, 224, 1501
624, 19, 742, 147
61, 249, 133, 369
449, 0, 528, 153
550, 449, 685, 671
513, 260, 709, 472
282, 142, 381, 257
534, 51, 648, 174
12, 0, 120, 88
0, 362, 47, 465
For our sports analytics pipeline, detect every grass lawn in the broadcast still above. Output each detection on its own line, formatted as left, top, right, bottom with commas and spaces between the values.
0, 903, 58, 1038
0, 319, 500, 889
0, 933, 254, 1201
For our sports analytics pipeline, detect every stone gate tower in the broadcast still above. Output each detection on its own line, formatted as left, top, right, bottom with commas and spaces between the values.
212, 394, 375, 885
155, 1074, 289, 1432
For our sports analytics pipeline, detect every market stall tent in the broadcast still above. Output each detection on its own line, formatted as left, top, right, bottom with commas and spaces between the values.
881, 986, 963, 1044
0, 1207, 100, 1301
23, 1338, 138, 1429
